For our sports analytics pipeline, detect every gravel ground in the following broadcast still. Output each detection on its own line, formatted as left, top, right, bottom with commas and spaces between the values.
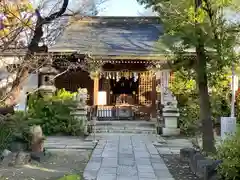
161, 154, 200, 180
0, 149, 91, 180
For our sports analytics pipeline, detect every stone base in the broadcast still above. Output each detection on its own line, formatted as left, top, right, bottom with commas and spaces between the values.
162, 127, 180, 136
164, 117, 178, 128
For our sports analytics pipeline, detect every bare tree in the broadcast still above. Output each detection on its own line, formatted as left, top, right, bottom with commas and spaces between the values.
0, 0, 103, 106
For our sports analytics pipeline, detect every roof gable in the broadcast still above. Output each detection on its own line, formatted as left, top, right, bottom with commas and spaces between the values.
49, 16, 163, 56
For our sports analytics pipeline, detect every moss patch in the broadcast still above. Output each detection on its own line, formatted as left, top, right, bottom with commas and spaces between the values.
58, 174, 81, 180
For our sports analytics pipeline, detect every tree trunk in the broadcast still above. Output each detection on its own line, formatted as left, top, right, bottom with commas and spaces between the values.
4, 67, 29, 106
195, 44, 216, 153
194, 0, 215, 153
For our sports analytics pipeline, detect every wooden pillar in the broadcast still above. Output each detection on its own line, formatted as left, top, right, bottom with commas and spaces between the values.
151, 74, 157, 119
106, 79, 111, 105
93, 77, 99, 106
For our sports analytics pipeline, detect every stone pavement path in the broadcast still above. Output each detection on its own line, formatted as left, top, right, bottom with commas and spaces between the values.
83, 134, 174, 180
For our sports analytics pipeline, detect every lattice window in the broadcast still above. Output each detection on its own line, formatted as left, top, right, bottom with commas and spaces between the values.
138, 71, 153, 105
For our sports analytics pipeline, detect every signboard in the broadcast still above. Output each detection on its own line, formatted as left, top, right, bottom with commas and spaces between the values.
160, 70, 170, 104
230, 75, 238, 91
97, 91, 107, 105
221, 117, 236, 140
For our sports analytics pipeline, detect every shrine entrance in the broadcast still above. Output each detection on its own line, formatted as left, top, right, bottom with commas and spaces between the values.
96, 62, 155, 121
110, 76, 139, 105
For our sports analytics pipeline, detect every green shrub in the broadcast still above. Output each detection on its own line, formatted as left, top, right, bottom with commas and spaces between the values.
0, 115, 13, 151
0, 111, 33, 152
28, 89, 84, 136
170, 70, 231, 135
215, 133, 240, 180
58, 175, 81, 180
235, 93, 240, 123
170, 70, 200, 135
178, 101, 200, 136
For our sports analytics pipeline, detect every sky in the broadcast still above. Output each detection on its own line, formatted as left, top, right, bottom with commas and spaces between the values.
33, 0, 156, 16
97, 0, 156, 16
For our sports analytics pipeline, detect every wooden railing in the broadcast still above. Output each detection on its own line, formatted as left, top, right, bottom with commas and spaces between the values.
89, 105, 151, 121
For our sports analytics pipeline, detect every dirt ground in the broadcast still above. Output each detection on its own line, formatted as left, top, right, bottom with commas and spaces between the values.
0, 149, 91, 180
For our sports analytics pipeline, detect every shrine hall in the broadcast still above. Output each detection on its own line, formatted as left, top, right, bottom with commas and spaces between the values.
1, 16, 175, 123
47, 16, 173, 121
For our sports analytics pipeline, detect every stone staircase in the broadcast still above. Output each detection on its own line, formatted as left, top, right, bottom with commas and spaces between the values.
94, 120, 156, 134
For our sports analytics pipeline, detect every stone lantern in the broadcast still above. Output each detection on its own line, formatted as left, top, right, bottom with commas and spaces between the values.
162, 88, 180, 136
71, 88, 89, 136
38, 65, 58, 96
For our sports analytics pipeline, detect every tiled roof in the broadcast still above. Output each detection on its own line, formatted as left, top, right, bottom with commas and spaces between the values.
49, 16, 163, 56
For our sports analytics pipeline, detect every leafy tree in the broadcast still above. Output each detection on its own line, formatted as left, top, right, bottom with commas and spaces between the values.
137, 0, 240, 153
0, 0, 34, 48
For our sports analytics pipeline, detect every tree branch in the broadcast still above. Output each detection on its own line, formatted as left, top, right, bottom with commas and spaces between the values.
43, 0, 69, 23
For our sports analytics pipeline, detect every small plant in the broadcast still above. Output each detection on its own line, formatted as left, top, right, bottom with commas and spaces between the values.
215, 133, 240, 180
58, 174, 81, 180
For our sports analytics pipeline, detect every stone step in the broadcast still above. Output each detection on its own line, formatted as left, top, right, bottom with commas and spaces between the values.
95, 126, 155, 130
96, 121, 155, 127
95, 129, 156, 134
44, 142, 95, 150
95, 126, 156, 131
94, 121, 156, 134
44, 137, 96, 150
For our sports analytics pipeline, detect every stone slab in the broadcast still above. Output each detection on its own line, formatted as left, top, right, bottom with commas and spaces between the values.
83, 134, 173, 180
97, 174, 117, 180
98, 167, 117, 175
117, 176, 138, 180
